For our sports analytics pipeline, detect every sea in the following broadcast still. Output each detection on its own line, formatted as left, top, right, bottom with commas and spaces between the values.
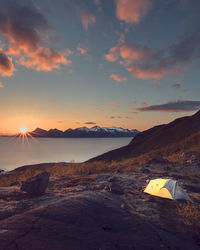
0, 136, 132, 171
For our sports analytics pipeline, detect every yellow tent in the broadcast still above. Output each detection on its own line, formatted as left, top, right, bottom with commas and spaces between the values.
144, 178, 191, 201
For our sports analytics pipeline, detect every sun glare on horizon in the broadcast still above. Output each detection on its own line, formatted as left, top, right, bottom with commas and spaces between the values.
20, 126, 27, 134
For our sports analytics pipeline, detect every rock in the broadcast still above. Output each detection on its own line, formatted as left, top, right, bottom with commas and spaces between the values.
10, 181, 20, 186
108, 176, 116, 182
184, 183, 200, 193
116, 168, 123, 174
108, 182, 124, 195
147, 158, 169, 165
21, 172, 50, 195
140, 166, 150, 174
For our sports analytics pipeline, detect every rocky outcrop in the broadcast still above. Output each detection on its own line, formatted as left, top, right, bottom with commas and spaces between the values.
21, 172, 50, 195
0, 164, 200, 249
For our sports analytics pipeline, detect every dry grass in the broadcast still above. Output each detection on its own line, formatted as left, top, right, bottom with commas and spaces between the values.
176, 202, 200, 228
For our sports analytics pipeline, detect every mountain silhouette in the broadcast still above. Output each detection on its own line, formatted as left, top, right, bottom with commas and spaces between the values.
89, 110, 200, 162
29, 126, 139, 138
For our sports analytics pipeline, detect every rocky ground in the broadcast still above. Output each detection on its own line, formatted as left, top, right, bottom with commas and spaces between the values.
0, 162, 200, 250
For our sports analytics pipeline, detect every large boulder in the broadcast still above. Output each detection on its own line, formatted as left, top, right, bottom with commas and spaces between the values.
21, 172, 50, 195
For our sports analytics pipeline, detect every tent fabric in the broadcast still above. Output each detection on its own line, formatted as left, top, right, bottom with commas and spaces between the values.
163, 179, 192, 201
144, 178, 191, 201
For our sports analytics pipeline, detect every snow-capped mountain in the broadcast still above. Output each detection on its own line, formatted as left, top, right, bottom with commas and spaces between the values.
29, 126, 140, 138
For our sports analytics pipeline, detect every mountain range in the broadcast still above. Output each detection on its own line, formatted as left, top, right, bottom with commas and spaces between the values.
89, 110, 200, 162
27, 126, 139, 138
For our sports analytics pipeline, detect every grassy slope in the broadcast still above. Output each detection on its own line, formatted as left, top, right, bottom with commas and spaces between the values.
89, 111, 200, 162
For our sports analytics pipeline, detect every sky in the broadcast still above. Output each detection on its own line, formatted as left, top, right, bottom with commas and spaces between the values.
0, 0, 200, 134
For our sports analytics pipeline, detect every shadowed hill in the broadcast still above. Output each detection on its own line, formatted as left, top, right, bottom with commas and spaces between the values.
89, 110, 200, 162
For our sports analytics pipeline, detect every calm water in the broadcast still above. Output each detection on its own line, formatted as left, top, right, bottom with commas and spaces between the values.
0, 136, 132, 171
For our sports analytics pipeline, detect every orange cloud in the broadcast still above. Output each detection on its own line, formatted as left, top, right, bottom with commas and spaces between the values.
81, 11, 96, 30
0, 1, 73, 75
105, 42, 168, 80
17, 48, 72, 72
0, 82, 4, 88
116, 0, 153, 24
104, 46, 120, 62
77, 46, 88, 55
110, 73, 127, 82
120, 44, 149, 61
0, 51, 15, 76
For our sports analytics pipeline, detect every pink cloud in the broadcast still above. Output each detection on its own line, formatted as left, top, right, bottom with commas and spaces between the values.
116, 0, 153, 24
110, 73, 127, 82
81, 11, 96, 30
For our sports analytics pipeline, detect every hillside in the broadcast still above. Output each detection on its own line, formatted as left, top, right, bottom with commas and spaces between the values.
89, 110, 200, 162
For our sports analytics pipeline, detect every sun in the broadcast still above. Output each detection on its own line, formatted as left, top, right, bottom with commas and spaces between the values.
20, 126, 27, 134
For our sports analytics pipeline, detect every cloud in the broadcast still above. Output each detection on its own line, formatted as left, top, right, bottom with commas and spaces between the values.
105, 46, 120, 62
141, 101, 148, 107
94, 0, 102, 12
138, 100, 200, 112
169, 27, 200, 63
116, 0, 153, 24
105, 26, 200, 80
105, 44, 151, 63
0, 82, 4, 88
171, 83, 181, 89
110, 73, 127, 82
17, 48, 72, 72
77, 45, 88, 55
57, 121, 64, 123
0, 51, 15, 76
0, 0, 72, 75
154, 85, 161, 91
130, 105, 137, 111
108, 115, 122, 119
84, 122, 96, 125
81, 11, 96, 30
108, 102, 120, 108
105, 43, 168, 79
127, 64, 167, 79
